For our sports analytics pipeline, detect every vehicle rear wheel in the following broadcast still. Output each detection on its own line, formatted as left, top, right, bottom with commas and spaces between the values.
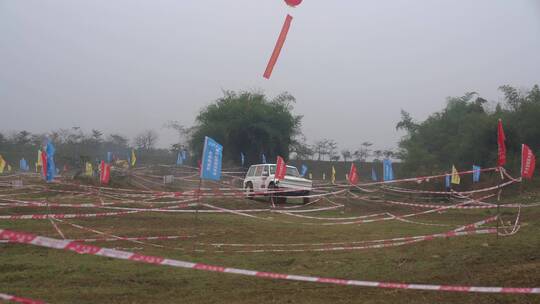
245, 182, 254, 200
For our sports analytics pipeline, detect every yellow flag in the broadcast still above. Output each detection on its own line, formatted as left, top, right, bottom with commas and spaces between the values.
131, 150, 136, 167
37, 150, 42, 166
0, 155, 5, 173
35, 162, 38, 173
331, 166, 336, 184
451, 165, 460, 185
7, 164, 12, 172
85, 162, 93, 177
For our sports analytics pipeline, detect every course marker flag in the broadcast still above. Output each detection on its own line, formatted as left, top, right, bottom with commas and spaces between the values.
45, 141, 56, 182
451, 165, 461, 185
348, 163, 359, 185
301, 164, 308, 177
100, 161, 110, 184
275, 156, 287, 180
473, 165, 481, 183
261, 153, 267, 164
521, 144, 536, 179
331, 166, 336, 184
497, 119, 506, 167
131, 150, 137, 167
176, 152, 183, 165
371, 167, 378, 181
263, 14, 293, 79
200, 136, 223, 181
383, 159, 394, 181
241, 152, 245, 166
0, 155, 5, 173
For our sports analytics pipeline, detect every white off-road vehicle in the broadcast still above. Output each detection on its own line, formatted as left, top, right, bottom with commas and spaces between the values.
243, 164, 312, 204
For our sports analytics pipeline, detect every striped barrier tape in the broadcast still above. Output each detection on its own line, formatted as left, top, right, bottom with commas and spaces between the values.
1, 229, 538, 294
0, 292, 46, 304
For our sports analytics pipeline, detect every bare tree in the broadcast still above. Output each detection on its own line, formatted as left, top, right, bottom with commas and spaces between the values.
134, 130, 159, 150
341, 149, 352, 162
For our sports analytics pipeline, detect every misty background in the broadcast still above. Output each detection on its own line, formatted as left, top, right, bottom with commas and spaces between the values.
1, 0, 539, 150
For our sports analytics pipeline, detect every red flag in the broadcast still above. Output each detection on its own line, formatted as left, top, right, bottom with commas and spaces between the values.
348, 163, 359, 185
275, 156, 287, 180
100, 161, 110, 184
263, 14, 293, 79
497, 119, 506, 167
521, 144, 536, 179
40, 151, 47, 178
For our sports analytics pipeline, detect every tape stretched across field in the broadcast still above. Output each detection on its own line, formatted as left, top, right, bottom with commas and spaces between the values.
1, 229, 539, 294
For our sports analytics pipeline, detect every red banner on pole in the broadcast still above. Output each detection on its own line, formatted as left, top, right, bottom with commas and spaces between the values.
275, 156, 287, 180
497, 119, 506, 167
40, 151, 47, 178
348, 163, 359, 185
521, 144, 536, 179
100, 161, 110, 184
263, 14, 293, 79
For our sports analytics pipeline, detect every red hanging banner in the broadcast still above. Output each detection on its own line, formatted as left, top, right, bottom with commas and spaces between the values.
348, 163, 359, 185
263, 14, 293, 79
275, 156, 287, 180
100, 161, 111, 184
40, 151, 47, 178
521, 144, 536, 179
497, 119, 506, 167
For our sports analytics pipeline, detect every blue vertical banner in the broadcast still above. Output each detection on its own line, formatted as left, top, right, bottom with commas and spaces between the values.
45, 141, 56, 182
383, 159, 394, 181
182, 150, 187, 161
301, 164, 308, 177
20, 158, 29, 171
261, 153, 266, 164
106, 152, 112, 163
472, 165, 481, 183
240, 152, 245, 166
445, 174, 451, 189
176, 152, 183, 165
200, 136, 223, 181
371, 167, 378, 181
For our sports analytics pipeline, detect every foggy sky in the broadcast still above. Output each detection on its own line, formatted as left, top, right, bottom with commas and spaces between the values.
1, 0, 539, 151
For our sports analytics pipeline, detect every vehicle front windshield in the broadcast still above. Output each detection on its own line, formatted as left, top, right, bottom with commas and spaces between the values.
269, 165, 300, 177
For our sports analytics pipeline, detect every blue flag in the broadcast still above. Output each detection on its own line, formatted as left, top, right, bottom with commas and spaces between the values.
241, 152, 245, 166
445, 174, 451, 189
200, 136, 223, 181
301, 164, 308, 177
182, 150, 187, 160
383, 159, 394, 181
472, 165, 481, 183
45, 141, 56, 182
176, 152, 183, 165
371, 167, 378, 181
20, 158, 29, 171
106, 152, 112, 163
261, 153, 266, 164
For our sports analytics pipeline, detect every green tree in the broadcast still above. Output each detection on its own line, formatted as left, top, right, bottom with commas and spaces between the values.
189, 91, 302, 165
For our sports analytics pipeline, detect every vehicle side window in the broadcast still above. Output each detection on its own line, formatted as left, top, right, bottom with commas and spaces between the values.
262, 165, 269, 176
254, 166, 263, 176
269, 165, 276, 175
247, 166, 255, 177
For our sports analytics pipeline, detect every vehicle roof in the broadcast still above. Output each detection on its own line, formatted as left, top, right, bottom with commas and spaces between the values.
249, 164, 297, 168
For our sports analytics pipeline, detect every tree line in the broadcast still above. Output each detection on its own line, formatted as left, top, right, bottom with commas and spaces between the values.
396, 84, 540, 175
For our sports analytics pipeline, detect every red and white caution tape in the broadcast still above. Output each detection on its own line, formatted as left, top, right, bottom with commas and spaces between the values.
1, 229, 538, 294
0, 292, 46, 304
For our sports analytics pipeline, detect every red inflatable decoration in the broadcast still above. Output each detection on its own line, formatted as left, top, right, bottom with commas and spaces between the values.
284, 0, 302, 7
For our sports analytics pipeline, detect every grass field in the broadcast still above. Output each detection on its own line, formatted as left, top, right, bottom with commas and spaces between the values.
1, 167, 539, 303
